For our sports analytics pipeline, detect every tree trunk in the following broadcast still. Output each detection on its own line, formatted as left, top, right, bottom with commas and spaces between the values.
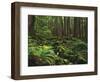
28, 15, 35, 36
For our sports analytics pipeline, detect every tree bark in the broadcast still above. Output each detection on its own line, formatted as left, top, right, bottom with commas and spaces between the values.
28, 15, 35, 36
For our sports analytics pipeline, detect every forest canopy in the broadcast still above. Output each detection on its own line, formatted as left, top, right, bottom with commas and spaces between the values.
28, 15, 88, 66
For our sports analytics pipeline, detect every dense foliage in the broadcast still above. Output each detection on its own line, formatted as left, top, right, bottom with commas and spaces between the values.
28, 16, 88, 66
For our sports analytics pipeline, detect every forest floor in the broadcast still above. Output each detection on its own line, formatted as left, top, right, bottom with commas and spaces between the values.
28, 37, 87, 66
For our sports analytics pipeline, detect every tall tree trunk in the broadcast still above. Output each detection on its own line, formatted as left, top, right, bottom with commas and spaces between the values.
78, 18, 81, 38
67, 17, 70, 38
74, 17, 78, 37
53, 17, 59, 37
28, 15, 35, 36
74, 17, 81, 38
84, 18, 88, 42
64, 17, 67, 37
58, 17, 62, 37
